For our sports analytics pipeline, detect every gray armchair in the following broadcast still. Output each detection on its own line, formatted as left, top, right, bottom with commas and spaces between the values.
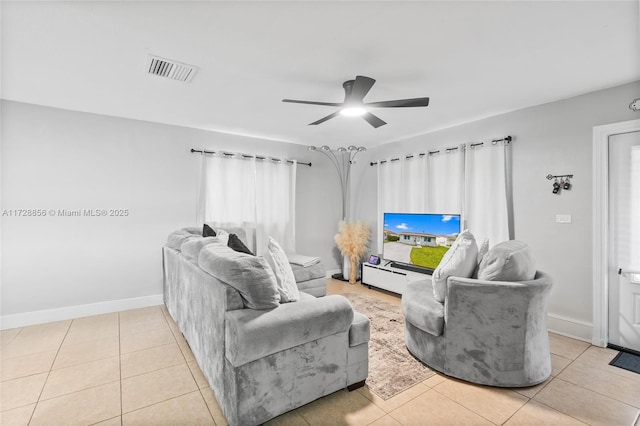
402, 271, 553, 387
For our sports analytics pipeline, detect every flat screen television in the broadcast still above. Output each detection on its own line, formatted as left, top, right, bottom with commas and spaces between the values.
382, 213, 461, 273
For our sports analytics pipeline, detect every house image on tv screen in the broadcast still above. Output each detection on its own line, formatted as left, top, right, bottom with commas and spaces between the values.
384, 230, 455, 248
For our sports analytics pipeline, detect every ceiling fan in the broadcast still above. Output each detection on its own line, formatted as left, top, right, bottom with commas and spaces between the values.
282, 75, 429, 128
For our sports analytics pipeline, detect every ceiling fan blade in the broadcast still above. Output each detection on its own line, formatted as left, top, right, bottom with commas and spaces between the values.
365, 97, 430, 108
309, 111, 340, 126
349, 75, 376, 102
362, 112, 387, 128
283, 99, 343, 107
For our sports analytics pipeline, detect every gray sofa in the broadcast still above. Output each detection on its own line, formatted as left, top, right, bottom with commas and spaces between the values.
162, 227, 370, 426
402, 272, 553, 387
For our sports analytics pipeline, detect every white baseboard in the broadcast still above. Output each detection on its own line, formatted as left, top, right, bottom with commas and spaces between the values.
0, 294, 164, 330
547, 313, 593, 343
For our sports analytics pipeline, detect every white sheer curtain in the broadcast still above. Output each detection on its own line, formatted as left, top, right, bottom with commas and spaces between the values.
197, 154, 297, 255
464, 143, 510, 245
376, 141, 510, 252
425, 147, 464, 214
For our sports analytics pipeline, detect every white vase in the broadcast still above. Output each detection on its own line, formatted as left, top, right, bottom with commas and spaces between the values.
342, 255, 351, 280
342, 255, 360, 282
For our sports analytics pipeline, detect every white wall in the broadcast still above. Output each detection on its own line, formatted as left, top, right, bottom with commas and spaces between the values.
352, 81, 640, 340
0, 101, 341, 326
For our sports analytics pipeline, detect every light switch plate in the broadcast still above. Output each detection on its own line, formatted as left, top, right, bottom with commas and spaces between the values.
556, 214, 572, 224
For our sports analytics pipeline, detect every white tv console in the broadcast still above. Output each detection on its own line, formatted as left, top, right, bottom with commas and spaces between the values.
361, 262, 431, 295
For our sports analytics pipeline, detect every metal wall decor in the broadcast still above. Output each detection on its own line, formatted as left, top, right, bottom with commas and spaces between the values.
546, 174, 573, 194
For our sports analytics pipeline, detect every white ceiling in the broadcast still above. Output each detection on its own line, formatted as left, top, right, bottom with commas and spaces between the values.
2, 1, 639, 149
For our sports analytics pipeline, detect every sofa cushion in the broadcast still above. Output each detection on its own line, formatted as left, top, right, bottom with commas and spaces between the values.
431, 230, 478, 303
224, 295, 354, 366
181, 236, 220, 262
290, 262, 326, 283
166, 229, 201, 251
296, 277, 327, 298
198, 242, 280, 310
349, 311, 370, 347
402, 280, 445, 337
477, 240, 536, 282
267, 237, 300, 303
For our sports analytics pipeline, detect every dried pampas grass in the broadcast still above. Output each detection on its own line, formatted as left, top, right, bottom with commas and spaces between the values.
335, 221, 371, 284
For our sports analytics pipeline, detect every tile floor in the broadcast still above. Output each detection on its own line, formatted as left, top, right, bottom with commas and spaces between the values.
0, 279, 639, 425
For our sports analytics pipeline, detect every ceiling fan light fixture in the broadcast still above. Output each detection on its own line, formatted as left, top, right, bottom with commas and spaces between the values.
340, 107, 367, 117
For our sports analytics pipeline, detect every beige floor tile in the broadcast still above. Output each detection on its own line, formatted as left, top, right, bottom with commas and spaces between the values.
18, 320, 71, 339
188, 359, 210, 389
557, 359, 640, 408
367, 414, 402, 426
119, 316, 170, 337
121, 363, 197, 413
389, 389, 493, 425
265, 409, 309, 426
513, 377, 550, 399
65, 313, 119, 344
120, 327, 175, 354
551, 353, 572, 377
1, 350, 56, 381
297, 389, 386, 426
41, 356, 120, 400
119, 306, 165, 324
0, 372, 48, 411
423, 373, 447, 388
30, 381, 121, 426
122, 391, 214, 425
176, 334, 196, 362
93, 416, 122, 425
121, 342, 185, 379
200, 387, 228, 426
166, 317, 183, 339
432, 378, 528, 424
357, 382, 429, 413
534, 378, 640, 426
0, 328, 21, 349
576, 346, 640, 383
505, 400, 586, 425
0, 403, 35, 425
1, 321, 70, 359
548, 333, 589, 360
53, 335, 120, 370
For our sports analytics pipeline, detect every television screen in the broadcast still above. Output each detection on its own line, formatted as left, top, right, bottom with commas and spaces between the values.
382, 213, 461, 271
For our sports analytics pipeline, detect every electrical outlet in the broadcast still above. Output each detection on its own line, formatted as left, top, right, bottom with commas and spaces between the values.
556, 214, 572, 224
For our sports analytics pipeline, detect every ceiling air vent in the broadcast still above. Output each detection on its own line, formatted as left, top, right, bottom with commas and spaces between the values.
146, 55, 198, 83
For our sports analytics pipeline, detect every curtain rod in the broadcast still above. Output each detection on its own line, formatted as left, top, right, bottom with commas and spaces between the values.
190, 149, 312, 167
369, 136, 512, 166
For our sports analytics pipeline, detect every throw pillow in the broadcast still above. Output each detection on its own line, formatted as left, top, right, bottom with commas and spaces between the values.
228, 233, 254, 256
472, 237, 490, 278
267, 237, 300, 303
431, 229, 478, 303
477, 240, 536, 282
198, 242, 280, 310
203, 224, 217, 237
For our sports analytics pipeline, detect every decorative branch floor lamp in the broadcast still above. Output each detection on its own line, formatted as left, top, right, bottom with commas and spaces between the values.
308, 145, 366, 281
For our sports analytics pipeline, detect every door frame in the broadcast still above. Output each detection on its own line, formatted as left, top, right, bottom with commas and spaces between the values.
592, 119, 640, 347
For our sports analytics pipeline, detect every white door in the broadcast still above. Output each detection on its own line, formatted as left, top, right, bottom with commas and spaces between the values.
608, 131, 640, 352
